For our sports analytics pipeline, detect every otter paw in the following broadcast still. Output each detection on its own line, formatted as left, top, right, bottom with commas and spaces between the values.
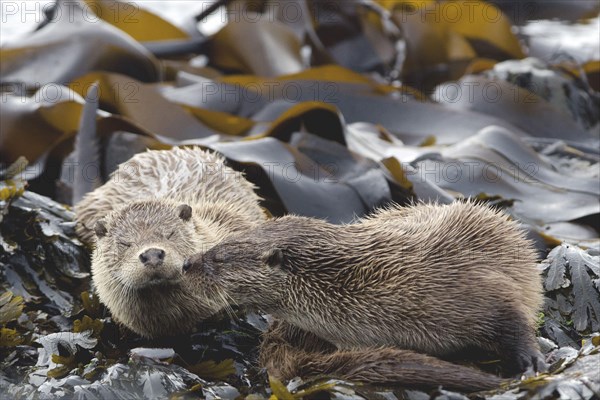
517, 349, 548, 376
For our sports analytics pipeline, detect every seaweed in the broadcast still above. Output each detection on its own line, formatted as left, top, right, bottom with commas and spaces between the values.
541, 244, 600, 333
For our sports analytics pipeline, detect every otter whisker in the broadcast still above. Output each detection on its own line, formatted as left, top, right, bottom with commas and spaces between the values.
216, 288, 238, 322
221, 290, 241, 323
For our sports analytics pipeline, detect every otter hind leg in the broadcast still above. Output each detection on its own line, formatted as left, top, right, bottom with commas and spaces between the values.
259, 320, 337, 380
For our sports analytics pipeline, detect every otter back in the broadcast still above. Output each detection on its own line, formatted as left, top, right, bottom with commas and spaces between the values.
188, 201, 545, 374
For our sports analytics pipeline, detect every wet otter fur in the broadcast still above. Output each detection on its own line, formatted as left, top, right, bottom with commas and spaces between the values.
185, 201, 545, 390
259, 320, 504, 391
76, 147, 263, 245
76, 147, 266, 337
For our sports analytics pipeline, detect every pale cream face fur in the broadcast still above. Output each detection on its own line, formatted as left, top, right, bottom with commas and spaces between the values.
99, 232, 185, 290
93, 201, 205, 289
90, 198, 265, 338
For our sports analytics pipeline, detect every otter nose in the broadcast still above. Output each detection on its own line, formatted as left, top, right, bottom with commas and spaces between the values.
182, 253, 202, 274
139, 248, 165, 267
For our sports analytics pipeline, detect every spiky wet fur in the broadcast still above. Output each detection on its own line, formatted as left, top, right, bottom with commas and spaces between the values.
189, 201, 544, 389
76, 147, 263, 245
76, 147, 265, 337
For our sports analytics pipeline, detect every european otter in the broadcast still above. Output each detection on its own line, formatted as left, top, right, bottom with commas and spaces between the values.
76, 147, 266, 337
184, 201, 546, 387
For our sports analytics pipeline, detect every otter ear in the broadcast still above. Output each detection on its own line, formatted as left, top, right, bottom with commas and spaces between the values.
94, 220, 108, 238
177, 204, 192, 221
265, 248, 284, 268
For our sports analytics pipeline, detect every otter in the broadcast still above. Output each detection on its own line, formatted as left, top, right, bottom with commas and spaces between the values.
184, 201, 545, 389
75, 147, 266, 337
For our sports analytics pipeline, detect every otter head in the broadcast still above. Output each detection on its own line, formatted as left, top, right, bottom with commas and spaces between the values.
183, 237, 289, 313
91, 200, 216, 337
93, 200, 199, 290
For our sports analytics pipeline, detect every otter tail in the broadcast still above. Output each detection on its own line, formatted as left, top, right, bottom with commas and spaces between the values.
297, 347, 503, 392
260, 322, 503, 393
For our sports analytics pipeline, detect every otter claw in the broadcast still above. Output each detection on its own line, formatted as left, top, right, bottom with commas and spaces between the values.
534, 355, 549, 374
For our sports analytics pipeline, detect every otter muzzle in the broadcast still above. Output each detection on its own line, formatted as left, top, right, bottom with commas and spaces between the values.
139, 248, 165, 267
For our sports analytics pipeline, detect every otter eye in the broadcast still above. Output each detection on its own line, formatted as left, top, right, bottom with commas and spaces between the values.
94, 220, 108, 238
212, 250, 229, 263
265, 249, 284, 268
167, 230, 175, 240
118, 241, 131, 251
